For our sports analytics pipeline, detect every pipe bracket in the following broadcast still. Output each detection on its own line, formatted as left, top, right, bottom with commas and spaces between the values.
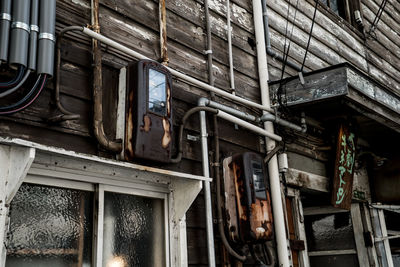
11, 21, 30, 33
203, 49, 213, 55
39, 33, 56, 42
0, 13, 11, 21
30, 25, 39, 32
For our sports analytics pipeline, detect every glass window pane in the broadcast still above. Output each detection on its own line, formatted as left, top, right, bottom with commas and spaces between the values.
305, 212, 356, 251
103, 192, 165, 267
6, 184, 93, 267
310, 254, 359, 267
148, 68, 167, 115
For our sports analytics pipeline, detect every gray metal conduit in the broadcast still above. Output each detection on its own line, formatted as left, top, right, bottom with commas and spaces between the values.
28, 0, 39, 71
261, 0, 302, 72
9, 0, 31, 68
203, 1, 218, 266
0, 0, 12, 63
200, 97, 306, 133
91, 0, 122, 153
38, 0, 56, 76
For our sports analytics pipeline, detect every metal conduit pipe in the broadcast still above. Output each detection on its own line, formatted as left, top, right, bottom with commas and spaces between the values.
91, 0, 122, 153
49, 26, 81, 122
38, 0, 56, 76
200, 97, 259, 122
200, 97, 306, 133
77, 26, 274, 112
28, 0, 39, 71
203, 1, 218, 266
226, 0, 235, 94
9, 0, 30, 68
253, 0, 291, 266
0, 0, 12, 63
261, 0, 302, 72
261, 112, 307, 132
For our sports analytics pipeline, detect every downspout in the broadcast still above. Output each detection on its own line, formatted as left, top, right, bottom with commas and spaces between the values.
253, 1, 291, 267
261, 0, 302, 72
204, 1, 218, 266
91, 0, 122, 153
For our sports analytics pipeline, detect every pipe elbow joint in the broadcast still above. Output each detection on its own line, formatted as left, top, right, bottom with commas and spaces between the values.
198, 97, 209, 107
261, 112, 275, 122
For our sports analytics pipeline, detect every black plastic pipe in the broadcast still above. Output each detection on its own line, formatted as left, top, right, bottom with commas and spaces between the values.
9, 0, 31, 67
29, 0, 39, 71
0, 0, 12, 63
38, 0, 56, 76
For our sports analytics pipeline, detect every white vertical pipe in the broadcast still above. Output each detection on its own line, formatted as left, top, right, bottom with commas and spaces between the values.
252, 0, 291, 266
199, 110, 216, 267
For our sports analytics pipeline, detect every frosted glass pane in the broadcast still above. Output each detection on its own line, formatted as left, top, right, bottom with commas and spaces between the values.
6, 184, 93, 267
103, 192, 165, 267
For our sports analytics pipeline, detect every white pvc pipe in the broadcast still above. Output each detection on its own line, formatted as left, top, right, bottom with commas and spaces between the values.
81, 27, 274, 113
252, 0, 291, 266
217, 110, 282, 141
199, 110, 216, 267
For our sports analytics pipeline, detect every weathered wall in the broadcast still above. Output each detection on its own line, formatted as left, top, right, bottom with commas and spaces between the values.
0, 0, 399, 265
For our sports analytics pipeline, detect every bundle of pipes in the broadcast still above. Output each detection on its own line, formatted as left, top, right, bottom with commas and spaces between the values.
0, 0, 56, 114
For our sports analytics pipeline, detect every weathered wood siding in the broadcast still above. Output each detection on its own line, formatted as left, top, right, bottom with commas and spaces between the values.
0, 0, 399, 265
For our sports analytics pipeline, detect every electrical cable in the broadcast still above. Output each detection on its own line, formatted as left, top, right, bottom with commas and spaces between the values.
0, 70, 31, 98
0, 74, 47, 115
276, 0, 300, 112
300, 0, 318, 73
368, 0, 388, 37
0, 65, 25, 89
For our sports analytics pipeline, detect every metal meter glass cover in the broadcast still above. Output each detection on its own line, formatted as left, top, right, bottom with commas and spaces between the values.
125, 60, 173, 163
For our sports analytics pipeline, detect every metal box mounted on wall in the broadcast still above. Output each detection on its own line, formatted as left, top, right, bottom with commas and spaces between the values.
223, 152, 273, 244
125, 60, 172, 163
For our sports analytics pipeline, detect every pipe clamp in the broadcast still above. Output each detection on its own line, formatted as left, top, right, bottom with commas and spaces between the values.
30, 25, 39, 32
203, 49, 213, 55
39, 33, 56, 42
12, 22, 30, 33
0, 13, 11, 21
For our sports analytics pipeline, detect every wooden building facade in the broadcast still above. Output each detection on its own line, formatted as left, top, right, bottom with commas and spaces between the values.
0, 0, 400, 266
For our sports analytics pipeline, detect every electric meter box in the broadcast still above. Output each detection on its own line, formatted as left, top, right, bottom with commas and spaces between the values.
223, 152, 273, 243
125, 60, 173, 163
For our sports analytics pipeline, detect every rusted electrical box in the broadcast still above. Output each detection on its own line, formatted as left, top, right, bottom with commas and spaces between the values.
223, 152, 273, 244
125, 60, 172, 163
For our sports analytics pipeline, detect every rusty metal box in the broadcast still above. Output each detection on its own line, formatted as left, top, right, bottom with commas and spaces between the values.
223, 152, 273, 244
125, 60, 173, 163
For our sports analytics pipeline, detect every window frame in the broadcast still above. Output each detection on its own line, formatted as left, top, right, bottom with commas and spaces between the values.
19, 176, 170, 267
310, 0, 364, 36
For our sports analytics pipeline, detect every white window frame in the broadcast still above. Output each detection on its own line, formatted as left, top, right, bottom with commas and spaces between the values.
0, 139, 208, 267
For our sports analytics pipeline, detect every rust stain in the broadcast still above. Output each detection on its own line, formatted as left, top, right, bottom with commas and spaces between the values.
140, 115, 151, 132
161, 117, 171, 148
166, 85, 171, 117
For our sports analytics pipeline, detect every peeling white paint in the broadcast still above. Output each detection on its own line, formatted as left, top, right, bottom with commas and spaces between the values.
71, 0, 90, 9
107, 16, 155, 41
62, 63, 80, 72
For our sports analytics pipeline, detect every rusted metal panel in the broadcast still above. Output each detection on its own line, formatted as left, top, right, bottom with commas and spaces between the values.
331, 122, 357, 210
225, 152, 273, 243
125, 59, 173, 163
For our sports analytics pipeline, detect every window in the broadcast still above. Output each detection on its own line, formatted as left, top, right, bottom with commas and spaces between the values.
319, 0, 363, 30
6, 182, 167, 267
148, 68, 167, 116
